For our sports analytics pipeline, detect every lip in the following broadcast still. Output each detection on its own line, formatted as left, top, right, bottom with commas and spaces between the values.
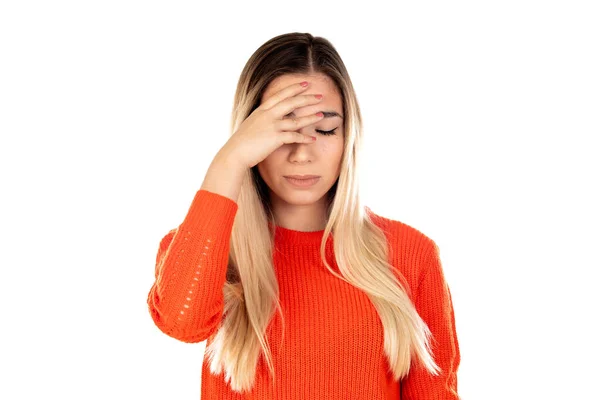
284, 176, 320, 188
283, 175, 321, 179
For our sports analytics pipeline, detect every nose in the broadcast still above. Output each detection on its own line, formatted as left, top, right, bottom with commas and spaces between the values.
288, 137, 314, 164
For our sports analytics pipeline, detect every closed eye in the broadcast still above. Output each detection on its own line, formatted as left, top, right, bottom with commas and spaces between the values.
316, 128, 337, 136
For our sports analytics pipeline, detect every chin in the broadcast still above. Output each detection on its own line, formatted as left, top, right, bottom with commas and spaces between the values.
279, 186, 330, 205
280, 191, 319, 205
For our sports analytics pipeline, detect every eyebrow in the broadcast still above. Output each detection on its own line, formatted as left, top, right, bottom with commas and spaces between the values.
285, 110, 343, 119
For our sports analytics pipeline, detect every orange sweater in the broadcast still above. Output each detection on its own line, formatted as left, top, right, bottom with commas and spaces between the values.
147, 189, 461, 399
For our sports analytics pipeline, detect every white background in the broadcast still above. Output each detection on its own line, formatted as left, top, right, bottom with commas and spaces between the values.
1, 1, 598, 399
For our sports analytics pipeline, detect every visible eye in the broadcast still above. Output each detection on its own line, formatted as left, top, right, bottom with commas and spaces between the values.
316, 128, 337, 136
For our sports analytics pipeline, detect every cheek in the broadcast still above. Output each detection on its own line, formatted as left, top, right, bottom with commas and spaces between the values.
320, 136, 344, 158
318, 139, 344, 176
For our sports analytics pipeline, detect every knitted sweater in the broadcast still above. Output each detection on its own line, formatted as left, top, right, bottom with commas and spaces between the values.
147, 189, 461, 399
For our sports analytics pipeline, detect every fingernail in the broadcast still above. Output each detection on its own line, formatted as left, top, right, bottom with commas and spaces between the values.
300, 81, 309, 87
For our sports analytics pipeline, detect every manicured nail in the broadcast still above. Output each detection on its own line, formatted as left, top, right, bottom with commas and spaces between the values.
300, 81, 309, 87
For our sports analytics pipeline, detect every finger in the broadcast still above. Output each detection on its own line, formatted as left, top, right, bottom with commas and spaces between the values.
260, 81, 310, 110
270, 93, 323, 120
277, 112, 324, 131
280, 131, 317, 144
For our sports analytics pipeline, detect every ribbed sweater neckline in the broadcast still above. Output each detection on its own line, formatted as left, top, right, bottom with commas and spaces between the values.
269, 222, 327, 245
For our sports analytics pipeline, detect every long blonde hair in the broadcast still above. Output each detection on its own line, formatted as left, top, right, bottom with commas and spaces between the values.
204, 32, 440, 393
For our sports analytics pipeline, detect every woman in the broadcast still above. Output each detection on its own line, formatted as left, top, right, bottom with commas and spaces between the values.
147, 32, 460, 399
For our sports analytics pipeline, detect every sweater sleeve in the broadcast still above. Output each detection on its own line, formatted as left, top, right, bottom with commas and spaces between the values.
401, 240, 461, 400
146, 189, 238, 343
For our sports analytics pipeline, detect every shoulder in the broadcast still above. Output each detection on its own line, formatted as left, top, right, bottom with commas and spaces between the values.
365, 207, 438, 295
366, 206, 436, 252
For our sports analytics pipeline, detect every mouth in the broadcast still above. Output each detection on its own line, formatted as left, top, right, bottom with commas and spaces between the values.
283, 175, 321, 179
284, 175, 321, 188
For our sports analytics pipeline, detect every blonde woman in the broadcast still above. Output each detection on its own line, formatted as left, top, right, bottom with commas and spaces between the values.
147, 32, 461, 399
